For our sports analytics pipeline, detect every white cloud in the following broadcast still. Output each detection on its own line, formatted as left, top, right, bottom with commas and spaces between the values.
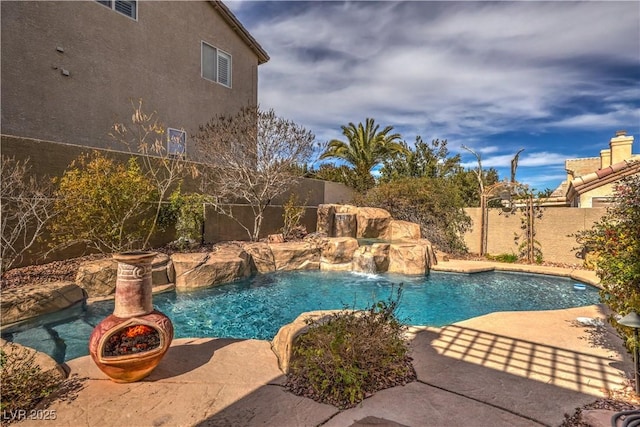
234, 0, 639, 179
549, 106, 640, 129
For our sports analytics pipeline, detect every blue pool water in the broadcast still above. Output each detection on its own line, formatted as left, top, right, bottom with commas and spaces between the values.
4, 270, 600, 362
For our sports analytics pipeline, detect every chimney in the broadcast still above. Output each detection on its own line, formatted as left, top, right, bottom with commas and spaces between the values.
609, 130, 634, 165
600, 148, 611, 169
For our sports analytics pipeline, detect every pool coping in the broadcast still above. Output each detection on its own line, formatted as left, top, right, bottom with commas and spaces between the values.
431, 259, 601, 287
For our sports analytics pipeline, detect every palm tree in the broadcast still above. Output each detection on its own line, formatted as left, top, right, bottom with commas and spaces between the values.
320, 118, 406, 191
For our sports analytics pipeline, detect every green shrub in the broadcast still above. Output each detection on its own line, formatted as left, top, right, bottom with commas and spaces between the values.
286, 288, 416, 408
161, 186, 210, 248
486, 253, 518, 263
355, 177, 471, 254
0, 344, 61, 415
574, 174, 640, 345
50, 151, 156, 253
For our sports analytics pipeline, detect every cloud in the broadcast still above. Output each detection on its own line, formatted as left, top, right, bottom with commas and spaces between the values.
549, 105, 640, 129
231, 0, 639, 189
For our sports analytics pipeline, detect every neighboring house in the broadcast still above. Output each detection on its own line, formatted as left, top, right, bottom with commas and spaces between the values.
547, 131, 639, 207
1, 0, 268, 159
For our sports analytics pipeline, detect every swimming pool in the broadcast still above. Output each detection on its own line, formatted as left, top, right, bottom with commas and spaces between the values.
4, 270, 600, 362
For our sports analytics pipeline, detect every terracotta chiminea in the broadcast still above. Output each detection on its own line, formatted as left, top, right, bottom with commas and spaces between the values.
89, 251, 174, 383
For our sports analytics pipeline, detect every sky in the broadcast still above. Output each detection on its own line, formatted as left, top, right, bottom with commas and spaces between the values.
226, 1, 640, 192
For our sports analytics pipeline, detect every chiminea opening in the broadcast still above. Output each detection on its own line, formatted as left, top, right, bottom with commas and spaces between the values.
102, 324, 161, 357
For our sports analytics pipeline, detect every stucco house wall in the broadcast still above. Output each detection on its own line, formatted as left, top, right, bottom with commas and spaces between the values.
578, 183, 616, 208
1, 1, 265, 157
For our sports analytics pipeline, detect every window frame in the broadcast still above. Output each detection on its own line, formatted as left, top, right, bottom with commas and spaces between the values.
95, 1, 138, 21
201, 41, 232, 88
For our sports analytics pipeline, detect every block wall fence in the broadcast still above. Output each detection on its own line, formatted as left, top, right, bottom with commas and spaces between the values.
3, 135, 608, 267
462, 207, 607, 265
1, 135, 354, 266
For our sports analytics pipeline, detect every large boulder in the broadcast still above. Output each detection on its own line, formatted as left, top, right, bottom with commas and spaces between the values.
151, 252, 174, 285
172, 246, 251, 291
269, 242, 320, 271
1, 339, 68, 381
352, 247, 375, 273
355, 207, 392, 238
271, 310, 338, 374
352, 243, 390, 273
388, 220, 421, 241
320, 237, 359, 264
1, 281, 86, 327
243, 242, 276, 274
333, 213, 357, 238
75, 258, 118, 297
370, 243, 391, 272
76, 253, 174, 298
316, 204, 337, 236
388, 242, 429, 275
319, 237, 358, 271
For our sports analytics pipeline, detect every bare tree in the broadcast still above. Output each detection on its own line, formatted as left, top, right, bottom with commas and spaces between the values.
111, 99, 196, 248
195, 106, 316, 241
1, 156, 55, 274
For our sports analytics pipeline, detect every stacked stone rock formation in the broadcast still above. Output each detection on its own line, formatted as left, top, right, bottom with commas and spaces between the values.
2, 205, 435, 332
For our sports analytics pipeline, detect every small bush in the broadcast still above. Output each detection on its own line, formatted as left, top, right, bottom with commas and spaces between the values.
286, 288, 416, 408
486, 253, 518, 263
161, 186, 210, 249
281, 193, 308, 240
0, 344, 61, 415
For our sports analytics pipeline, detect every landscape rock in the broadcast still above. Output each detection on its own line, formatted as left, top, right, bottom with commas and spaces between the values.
316, 204, 337, 236
388, 243, 429, 275
244, 242, 276, 274
355, 207, 392, 238
172, 246, 251, 291
269, 242, 320, 271
352, 248, 376, 273
1, 281, 86, 327
268, 234, 285, 243
334, 212, 357, 238
388, 220, 421, 241
0, 339, 68, 381
352, 243, 390, 273
151, 252, 173, 285
370, 243, 391, 272
75, 258, 118, 297
320, 237, 359, 264
320, 261, 353, 271
76, 253, 174, 298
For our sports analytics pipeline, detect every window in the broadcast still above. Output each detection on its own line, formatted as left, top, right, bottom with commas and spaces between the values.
167, 128, 186, 158
201, 42, 232, 88
96, 1, 137, 20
